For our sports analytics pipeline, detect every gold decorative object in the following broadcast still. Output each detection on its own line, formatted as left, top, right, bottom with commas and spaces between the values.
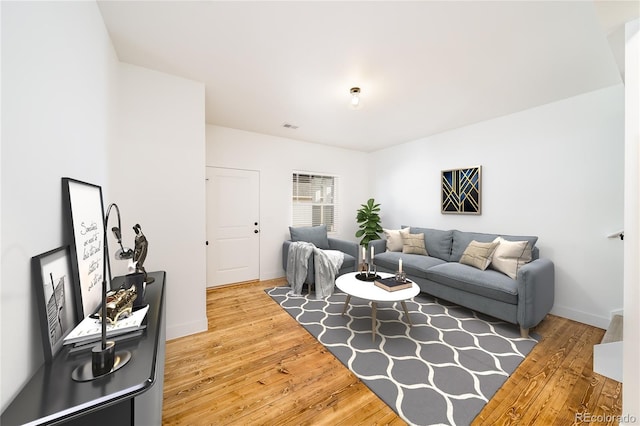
104, 286, 137, 324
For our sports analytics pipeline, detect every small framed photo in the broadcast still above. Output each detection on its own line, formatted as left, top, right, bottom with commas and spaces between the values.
32, 246, 77, 362
441, 166, 482, 215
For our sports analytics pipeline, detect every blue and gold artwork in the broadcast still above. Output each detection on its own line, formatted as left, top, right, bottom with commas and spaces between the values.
441, 166, 481, 214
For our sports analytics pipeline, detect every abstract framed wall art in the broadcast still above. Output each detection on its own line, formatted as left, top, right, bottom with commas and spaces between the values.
441, 166, 482, 215
32, 246, 77, 362
62, 178, 106, 320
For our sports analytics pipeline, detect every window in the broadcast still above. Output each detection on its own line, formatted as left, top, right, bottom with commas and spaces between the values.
292, 172, 338, 232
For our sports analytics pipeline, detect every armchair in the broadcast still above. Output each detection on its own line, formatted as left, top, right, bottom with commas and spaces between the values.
282, 225, 359, 288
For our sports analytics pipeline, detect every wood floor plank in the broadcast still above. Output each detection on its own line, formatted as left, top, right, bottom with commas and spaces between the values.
472, 317, 578, 424
213, 351, 352, 422
591, 377, 623, 424
520, 322, 601, 424
163, 340, 326, 415
163, 279, 622, 425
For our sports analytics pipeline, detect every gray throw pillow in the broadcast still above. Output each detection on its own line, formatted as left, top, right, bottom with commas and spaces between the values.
407, 226, 453, 261
289, 225, 330, 249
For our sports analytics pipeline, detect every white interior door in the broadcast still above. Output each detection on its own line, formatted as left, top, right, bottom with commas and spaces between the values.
206, 167, 260, 287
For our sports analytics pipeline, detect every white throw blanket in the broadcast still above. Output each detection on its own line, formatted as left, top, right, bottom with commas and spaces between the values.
286, 241, 314, 295
286, 242, 344, 299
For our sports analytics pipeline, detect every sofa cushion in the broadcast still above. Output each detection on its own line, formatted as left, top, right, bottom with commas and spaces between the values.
459, 240, 499, 270
402, 233, 428, 255
490, 237, 532, 279
451, 230, 538, 262
383, 227, 410, 252
289, 225, 330, 249
374, 251, 446, 278
425, 262, 519, 305
406, 226, 453, 261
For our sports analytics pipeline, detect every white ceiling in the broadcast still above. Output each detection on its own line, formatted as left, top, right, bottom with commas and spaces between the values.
97, 1, 637, 153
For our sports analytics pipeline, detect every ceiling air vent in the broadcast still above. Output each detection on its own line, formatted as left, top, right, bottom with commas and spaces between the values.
282, 123, 299, 130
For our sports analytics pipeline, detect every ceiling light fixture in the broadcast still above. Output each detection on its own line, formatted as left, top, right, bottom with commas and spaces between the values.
350, 87, 361, 109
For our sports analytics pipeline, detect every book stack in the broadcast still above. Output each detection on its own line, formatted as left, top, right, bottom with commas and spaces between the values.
63, 304, 149, 346
374, 277, 412, 292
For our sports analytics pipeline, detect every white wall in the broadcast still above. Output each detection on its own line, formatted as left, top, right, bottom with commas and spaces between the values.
623, 18, 639, 422
206, 125, 370, 280
370, 85, 625, 329
111, 63, 207, 340
1, 1, 207, 410
0, 1, 119, 410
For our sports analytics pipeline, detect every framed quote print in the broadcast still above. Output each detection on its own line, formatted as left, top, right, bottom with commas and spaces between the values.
61, 178, 106, 319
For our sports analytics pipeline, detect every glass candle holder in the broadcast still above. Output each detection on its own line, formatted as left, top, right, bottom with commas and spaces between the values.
360, 262, 368, 275
368, 263, 377, 277
395, 271, 407, 283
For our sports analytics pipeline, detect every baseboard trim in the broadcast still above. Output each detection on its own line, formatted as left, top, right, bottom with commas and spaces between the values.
167, 318, 208, 341
611, 308, 624, 318
550, 305, 610, 329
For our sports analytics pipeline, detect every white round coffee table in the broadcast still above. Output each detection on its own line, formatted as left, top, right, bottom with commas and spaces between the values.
335, 271, 420, 341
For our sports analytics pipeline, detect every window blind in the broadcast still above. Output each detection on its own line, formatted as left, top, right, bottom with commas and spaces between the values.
292, 173, 338, 232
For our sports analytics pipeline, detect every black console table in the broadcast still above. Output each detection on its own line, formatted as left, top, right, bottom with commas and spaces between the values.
1, 271, 166, 426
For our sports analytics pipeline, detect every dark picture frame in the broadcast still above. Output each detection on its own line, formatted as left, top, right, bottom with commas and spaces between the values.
62, 178, 106, 320
441, 166, 482, 215
32, 246, 77, 362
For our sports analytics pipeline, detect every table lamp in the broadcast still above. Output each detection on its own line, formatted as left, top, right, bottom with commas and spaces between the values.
71, 203, 133, 381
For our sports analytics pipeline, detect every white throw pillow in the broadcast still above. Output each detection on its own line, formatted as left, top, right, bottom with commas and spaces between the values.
490, 237, 532, 280
383, 227, 410, 252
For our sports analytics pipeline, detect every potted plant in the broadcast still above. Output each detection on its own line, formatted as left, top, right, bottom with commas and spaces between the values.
355, 198, 383, 247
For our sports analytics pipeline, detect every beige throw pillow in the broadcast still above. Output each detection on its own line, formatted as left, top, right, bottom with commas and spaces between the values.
402, 233, 428, 255
490, 237, 532, 280
383, 227, 410, 252
459, 240, 499, 270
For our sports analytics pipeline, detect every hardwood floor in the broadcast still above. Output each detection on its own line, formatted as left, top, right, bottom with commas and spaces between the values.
162, 278, 622, 425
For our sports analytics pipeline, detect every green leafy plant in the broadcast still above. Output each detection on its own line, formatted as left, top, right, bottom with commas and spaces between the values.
355, 198, 383, 247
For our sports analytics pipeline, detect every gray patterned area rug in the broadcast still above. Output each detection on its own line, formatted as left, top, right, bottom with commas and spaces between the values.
266, 286, 538, 426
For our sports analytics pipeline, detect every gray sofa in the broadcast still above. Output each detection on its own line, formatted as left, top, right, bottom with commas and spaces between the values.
370, 226, 554, 337
282, 225, 359, 286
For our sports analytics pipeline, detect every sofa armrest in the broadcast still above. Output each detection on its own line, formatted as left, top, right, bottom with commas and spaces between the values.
516, 257, 555, 330
282, 240, 293, 271
369, 239, 387, 258
328, 238, 359, 270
